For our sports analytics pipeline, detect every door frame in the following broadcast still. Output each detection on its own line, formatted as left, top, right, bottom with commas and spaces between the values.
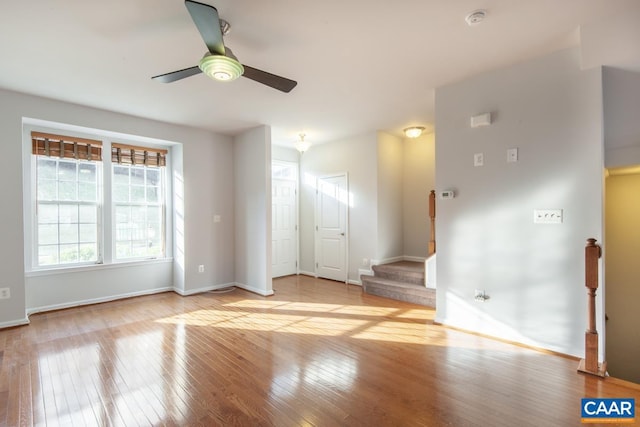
272, 160, 299, 277
314, 172, 349, 283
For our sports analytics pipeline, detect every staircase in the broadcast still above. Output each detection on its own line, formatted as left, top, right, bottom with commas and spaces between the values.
361, 261, 436, 308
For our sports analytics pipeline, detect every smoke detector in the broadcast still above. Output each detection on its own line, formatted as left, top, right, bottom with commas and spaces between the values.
465, 9, 487, 26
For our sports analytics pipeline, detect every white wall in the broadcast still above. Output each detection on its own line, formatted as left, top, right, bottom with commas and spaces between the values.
434, 48, 604, 356
0, 88, 235, 327
603, 68, 640, 168
299, 133, 378, 280
403, 133, 435, 258
376, 132, 403, 261
234, 126, 273, 296
272, 145, 299, 163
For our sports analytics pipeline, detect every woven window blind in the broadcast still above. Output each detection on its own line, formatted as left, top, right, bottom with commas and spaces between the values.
111, 143, 167, 167
31, 132, 102, 161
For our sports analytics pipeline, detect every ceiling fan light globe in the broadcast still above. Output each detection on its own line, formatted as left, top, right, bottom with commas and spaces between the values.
199, 54, 244, 82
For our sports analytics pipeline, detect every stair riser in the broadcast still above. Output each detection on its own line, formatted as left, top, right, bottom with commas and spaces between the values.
364, 285, 435, 308
371, 270, 424, 286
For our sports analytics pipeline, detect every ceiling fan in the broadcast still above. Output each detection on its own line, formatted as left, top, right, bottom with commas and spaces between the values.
152, 0, 297, 93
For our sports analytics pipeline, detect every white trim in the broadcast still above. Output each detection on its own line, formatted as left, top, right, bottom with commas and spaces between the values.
404, 255, 427, 263
371, 256, 404, 266
26, 286, 173, 316
174, 282, 237, 296
0, 317, 30, 329
347, 279, 362, 286
25, 257, 173, 277
235, 282, 275, 296
298, 270, 317, 277
358, 267, 373, 277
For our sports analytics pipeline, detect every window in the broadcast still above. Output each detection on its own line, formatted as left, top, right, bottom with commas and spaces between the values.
32, 132, 102, 266
112, 143, 166, 260
30, 130, 169, 269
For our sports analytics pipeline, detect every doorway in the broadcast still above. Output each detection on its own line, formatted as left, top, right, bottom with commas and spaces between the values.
272, 161, 298, 278
315, 173, 348, 282
604, 166, 640, 384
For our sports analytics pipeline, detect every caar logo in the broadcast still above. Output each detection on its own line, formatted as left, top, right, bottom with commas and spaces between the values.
581, 398, 635, 423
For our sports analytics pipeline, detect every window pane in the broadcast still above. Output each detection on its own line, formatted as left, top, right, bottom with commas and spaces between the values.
59, 244, 79, 264
147, 207, 160, 223
116, 242, 131, 258
79, 205, 97, 223
78, 243, 97, 262
58, 161, 77, 180
59, 204, 78, 224
38, 204, 58, 224
38, 224, 58, 245
146, 186, 159, 203
113, 166, 129, 184
38, 180, 57, 200
78, 182, 97, 201
116, 222, 132, 241
131, 168, 144, 184
146, 169, 160, 186
39, 245, 59, 266
78, 163, 96, 182
37, 158, 58, 179
115, 206, 131, 224
58, 181, 77, 201
131, 186, 145, 203
79, 224, 96, 243
113, 184, 129, 203
59, 224, 79, 244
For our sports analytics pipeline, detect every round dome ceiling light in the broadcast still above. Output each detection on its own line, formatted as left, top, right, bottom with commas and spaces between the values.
199, 54, 244, 82
465, 9, 487, 26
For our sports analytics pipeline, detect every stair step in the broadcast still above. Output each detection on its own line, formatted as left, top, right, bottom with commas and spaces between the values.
372, 261, 424, 286
361, 275, 435, 308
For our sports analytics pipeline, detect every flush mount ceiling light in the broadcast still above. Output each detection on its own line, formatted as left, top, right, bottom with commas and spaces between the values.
404, 126, 426, 138
199, 53, 244, 82
295, 133, 311, 153
465, 9, 487, 26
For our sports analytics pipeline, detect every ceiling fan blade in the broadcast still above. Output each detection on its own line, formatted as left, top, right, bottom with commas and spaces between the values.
242, 65, 297, 93
152, 66, 202, 83
185, 0, 225, 55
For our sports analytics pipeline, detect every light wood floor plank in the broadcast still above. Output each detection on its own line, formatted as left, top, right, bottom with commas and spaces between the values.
1, 274, 639, 426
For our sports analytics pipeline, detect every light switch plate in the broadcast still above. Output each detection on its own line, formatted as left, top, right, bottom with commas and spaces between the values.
534, 209, 563, 224
507, 148, 518, 163
474, 153, 484, 167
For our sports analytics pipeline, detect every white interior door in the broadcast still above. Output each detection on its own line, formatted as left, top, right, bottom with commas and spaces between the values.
316, 173, 348, 282
272, 178, 297, 278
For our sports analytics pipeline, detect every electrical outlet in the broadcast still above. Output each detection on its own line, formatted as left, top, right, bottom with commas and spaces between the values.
507, 148, 518, 163
362, 258, 369, 267
0, 288, 10, 300
198, 265, 205, 273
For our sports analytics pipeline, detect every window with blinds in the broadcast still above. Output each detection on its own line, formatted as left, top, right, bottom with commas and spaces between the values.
111, 143, 166, 260
28, 130, 169, 268
31, 131, 102, 266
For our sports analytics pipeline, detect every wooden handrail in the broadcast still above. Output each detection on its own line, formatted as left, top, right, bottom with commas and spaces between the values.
578, 238, 607, 377
428, 190, 436, 255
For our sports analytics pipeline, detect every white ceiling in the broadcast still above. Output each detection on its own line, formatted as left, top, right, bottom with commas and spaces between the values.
1, 0, 638, 147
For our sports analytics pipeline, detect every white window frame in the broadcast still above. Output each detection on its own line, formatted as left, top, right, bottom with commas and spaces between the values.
23, 119, 174, 272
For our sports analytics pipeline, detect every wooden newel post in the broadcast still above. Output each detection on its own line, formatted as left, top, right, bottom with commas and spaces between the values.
428, 190, 436, 255
578, 238, 607, 377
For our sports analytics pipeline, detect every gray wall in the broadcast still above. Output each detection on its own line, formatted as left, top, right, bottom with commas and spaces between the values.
0, 88, 236, 326
234, 126, 273, 295
403, 133, 435, 258
603, 68, 640, 168
376, 132, 404, 261
434, 48, 604, 356
299, 133, 378, 281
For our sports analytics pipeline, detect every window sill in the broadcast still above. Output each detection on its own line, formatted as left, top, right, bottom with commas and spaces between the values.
25, 257, 174, 277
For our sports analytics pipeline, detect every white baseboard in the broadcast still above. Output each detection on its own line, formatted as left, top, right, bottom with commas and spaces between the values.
347, 279, 362, 286
0, 317, 30, 329
298, 270, 317, 277
404, 255, 427, 263
26, 286, 174, 316
371, 255, 427, 266
175, 282, 237, 296
235, 282, 275, 296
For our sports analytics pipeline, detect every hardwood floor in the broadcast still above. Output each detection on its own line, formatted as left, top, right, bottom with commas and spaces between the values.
1, 275, 639, 426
